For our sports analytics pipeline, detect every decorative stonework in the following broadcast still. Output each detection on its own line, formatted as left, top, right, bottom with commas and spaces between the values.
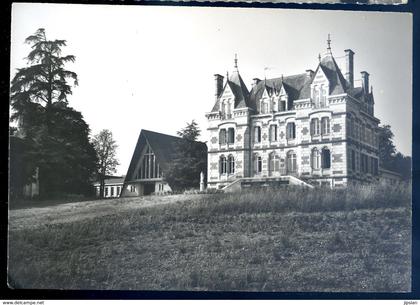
302, 127, 309, 136
262, 133, 268, 141
302, 156, 309, 165
279, 131, 285, 139
332, 142, 342, 146
332, 124, 342, 133
211, 137, 218, 144
332, 154, 343, 163
333, 170, 343, 174
236, 134, 243, 142
210, 162, 218, 170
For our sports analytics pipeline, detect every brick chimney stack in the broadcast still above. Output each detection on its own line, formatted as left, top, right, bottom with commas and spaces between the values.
214, 74, 224, 102
344, 49, 355, 88
361, 71, 370, 93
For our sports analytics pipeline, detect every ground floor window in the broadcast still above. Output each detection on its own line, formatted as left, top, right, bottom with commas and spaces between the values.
110, 187, 114, 197
321, 148, 331, 169
286, 151, 297, 173
117, 186, 120, 196
254, 154, 262, 174
220, 156, 227, 174
228, 155, 235, 174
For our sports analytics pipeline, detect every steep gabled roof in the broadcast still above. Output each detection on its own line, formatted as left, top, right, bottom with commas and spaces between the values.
123, 130, 207, 183
316, 54, 348, 95
211, 70, 250, 112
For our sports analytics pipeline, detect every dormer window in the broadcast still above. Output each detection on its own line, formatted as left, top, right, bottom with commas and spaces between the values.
280, 98, 287, 111
312, 85, 328, 108
226, 100, 232, 119
261, 99, 269, 114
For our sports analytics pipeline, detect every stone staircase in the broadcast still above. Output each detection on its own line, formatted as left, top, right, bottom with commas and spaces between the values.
222, 176, 314, 193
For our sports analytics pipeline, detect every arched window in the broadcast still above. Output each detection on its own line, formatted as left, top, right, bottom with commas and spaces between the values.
254, 154, 262, 174
228, 155, 235, 174
228, 128, 235, 144
269, 125, 278, 142
219, 129, 226, 144
254, 126, 261, 143
219, 155, 227, 174
286, 151, 297, 173
310, 118, 320, 136
321, 148, 331, 169
286, 122, 296, 139
311, 148, 321, 170
321, 117, 330, 135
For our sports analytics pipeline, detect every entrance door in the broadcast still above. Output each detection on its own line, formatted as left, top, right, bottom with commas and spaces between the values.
143, 183, 155, 195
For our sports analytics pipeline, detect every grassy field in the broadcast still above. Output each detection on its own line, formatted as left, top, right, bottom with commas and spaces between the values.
8, 183, 411, 291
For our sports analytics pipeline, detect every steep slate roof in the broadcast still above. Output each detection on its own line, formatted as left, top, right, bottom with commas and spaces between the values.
317, 53, 349, 95
249, 73, 312, 111
211, 70, 250, 112
211, 51, 371, 113
123, 130, 207, 183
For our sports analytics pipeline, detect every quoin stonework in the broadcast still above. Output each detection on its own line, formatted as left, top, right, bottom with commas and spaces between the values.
206, 38, 380, 189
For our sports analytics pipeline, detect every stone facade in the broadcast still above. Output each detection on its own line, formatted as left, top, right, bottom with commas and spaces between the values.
206, 46, 380, 189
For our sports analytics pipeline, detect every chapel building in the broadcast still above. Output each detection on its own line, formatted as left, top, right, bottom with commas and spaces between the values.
206, 40, 380, 189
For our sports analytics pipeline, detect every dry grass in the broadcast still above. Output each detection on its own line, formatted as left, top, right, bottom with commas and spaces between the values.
8, 183, 411, 291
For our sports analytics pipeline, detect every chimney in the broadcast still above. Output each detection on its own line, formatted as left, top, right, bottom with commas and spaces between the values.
252, 78, 261, 87
361, 71, 369, 93
214, 74, 224, 101
306, 69, 314, 78
344, 49, 355, 88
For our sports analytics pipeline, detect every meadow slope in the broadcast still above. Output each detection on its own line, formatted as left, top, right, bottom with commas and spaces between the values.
8, 184, 411, 291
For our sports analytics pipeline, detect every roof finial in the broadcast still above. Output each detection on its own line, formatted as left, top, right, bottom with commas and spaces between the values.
327, 33, 332, 52
234, 53, 238, 71
226, 70, 229, 80
318, 53, 321, 62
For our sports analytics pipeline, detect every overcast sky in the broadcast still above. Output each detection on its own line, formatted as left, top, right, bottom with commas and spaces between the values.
10, 4, 412, 175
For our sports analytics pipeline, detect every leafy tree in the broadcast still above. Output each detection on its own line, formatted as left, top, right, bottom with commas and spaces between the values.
165, 121, 207, 192
92, 129, 119, 198
378, 124, 411, 180
10, 29, 97, 199
378, 125, 396, 169
10, 28, 78, 130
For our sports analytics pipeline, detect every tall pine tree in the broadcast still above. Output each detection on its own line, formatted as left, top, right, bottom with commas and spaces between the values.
10, 28, 97, 199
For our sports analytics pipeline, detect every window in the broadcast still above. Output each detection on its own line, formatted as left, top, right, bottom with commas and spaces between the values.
221, 102, 226, 118
321, 148, 331, 169
310, 118, 320, 136
286, 151, 297, 173
321, 117, 330, 135
226, 101, 232, 119
269, 152, 280, 175
219, 156, 227, 174
280, 99, 286, 111
311, 148, 321, 170
371, 157, 378, 176
219, 129, 226, 145
254, 154, 262, 174
228, 155, 235, 174
139, 145, 160, 179
111, 187, 114, 197
228, 128, 235, 144
286, 122, 296, 140
320, 85, 327, 107
130, 185, 135, 192
254, 126, 261, 143
263, 101, 269, 114
269, 125, 278, 142
105, 187, 109, 197
117, 186, 120, 196
351, 150, 356, 171
313, 86, 320, 108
